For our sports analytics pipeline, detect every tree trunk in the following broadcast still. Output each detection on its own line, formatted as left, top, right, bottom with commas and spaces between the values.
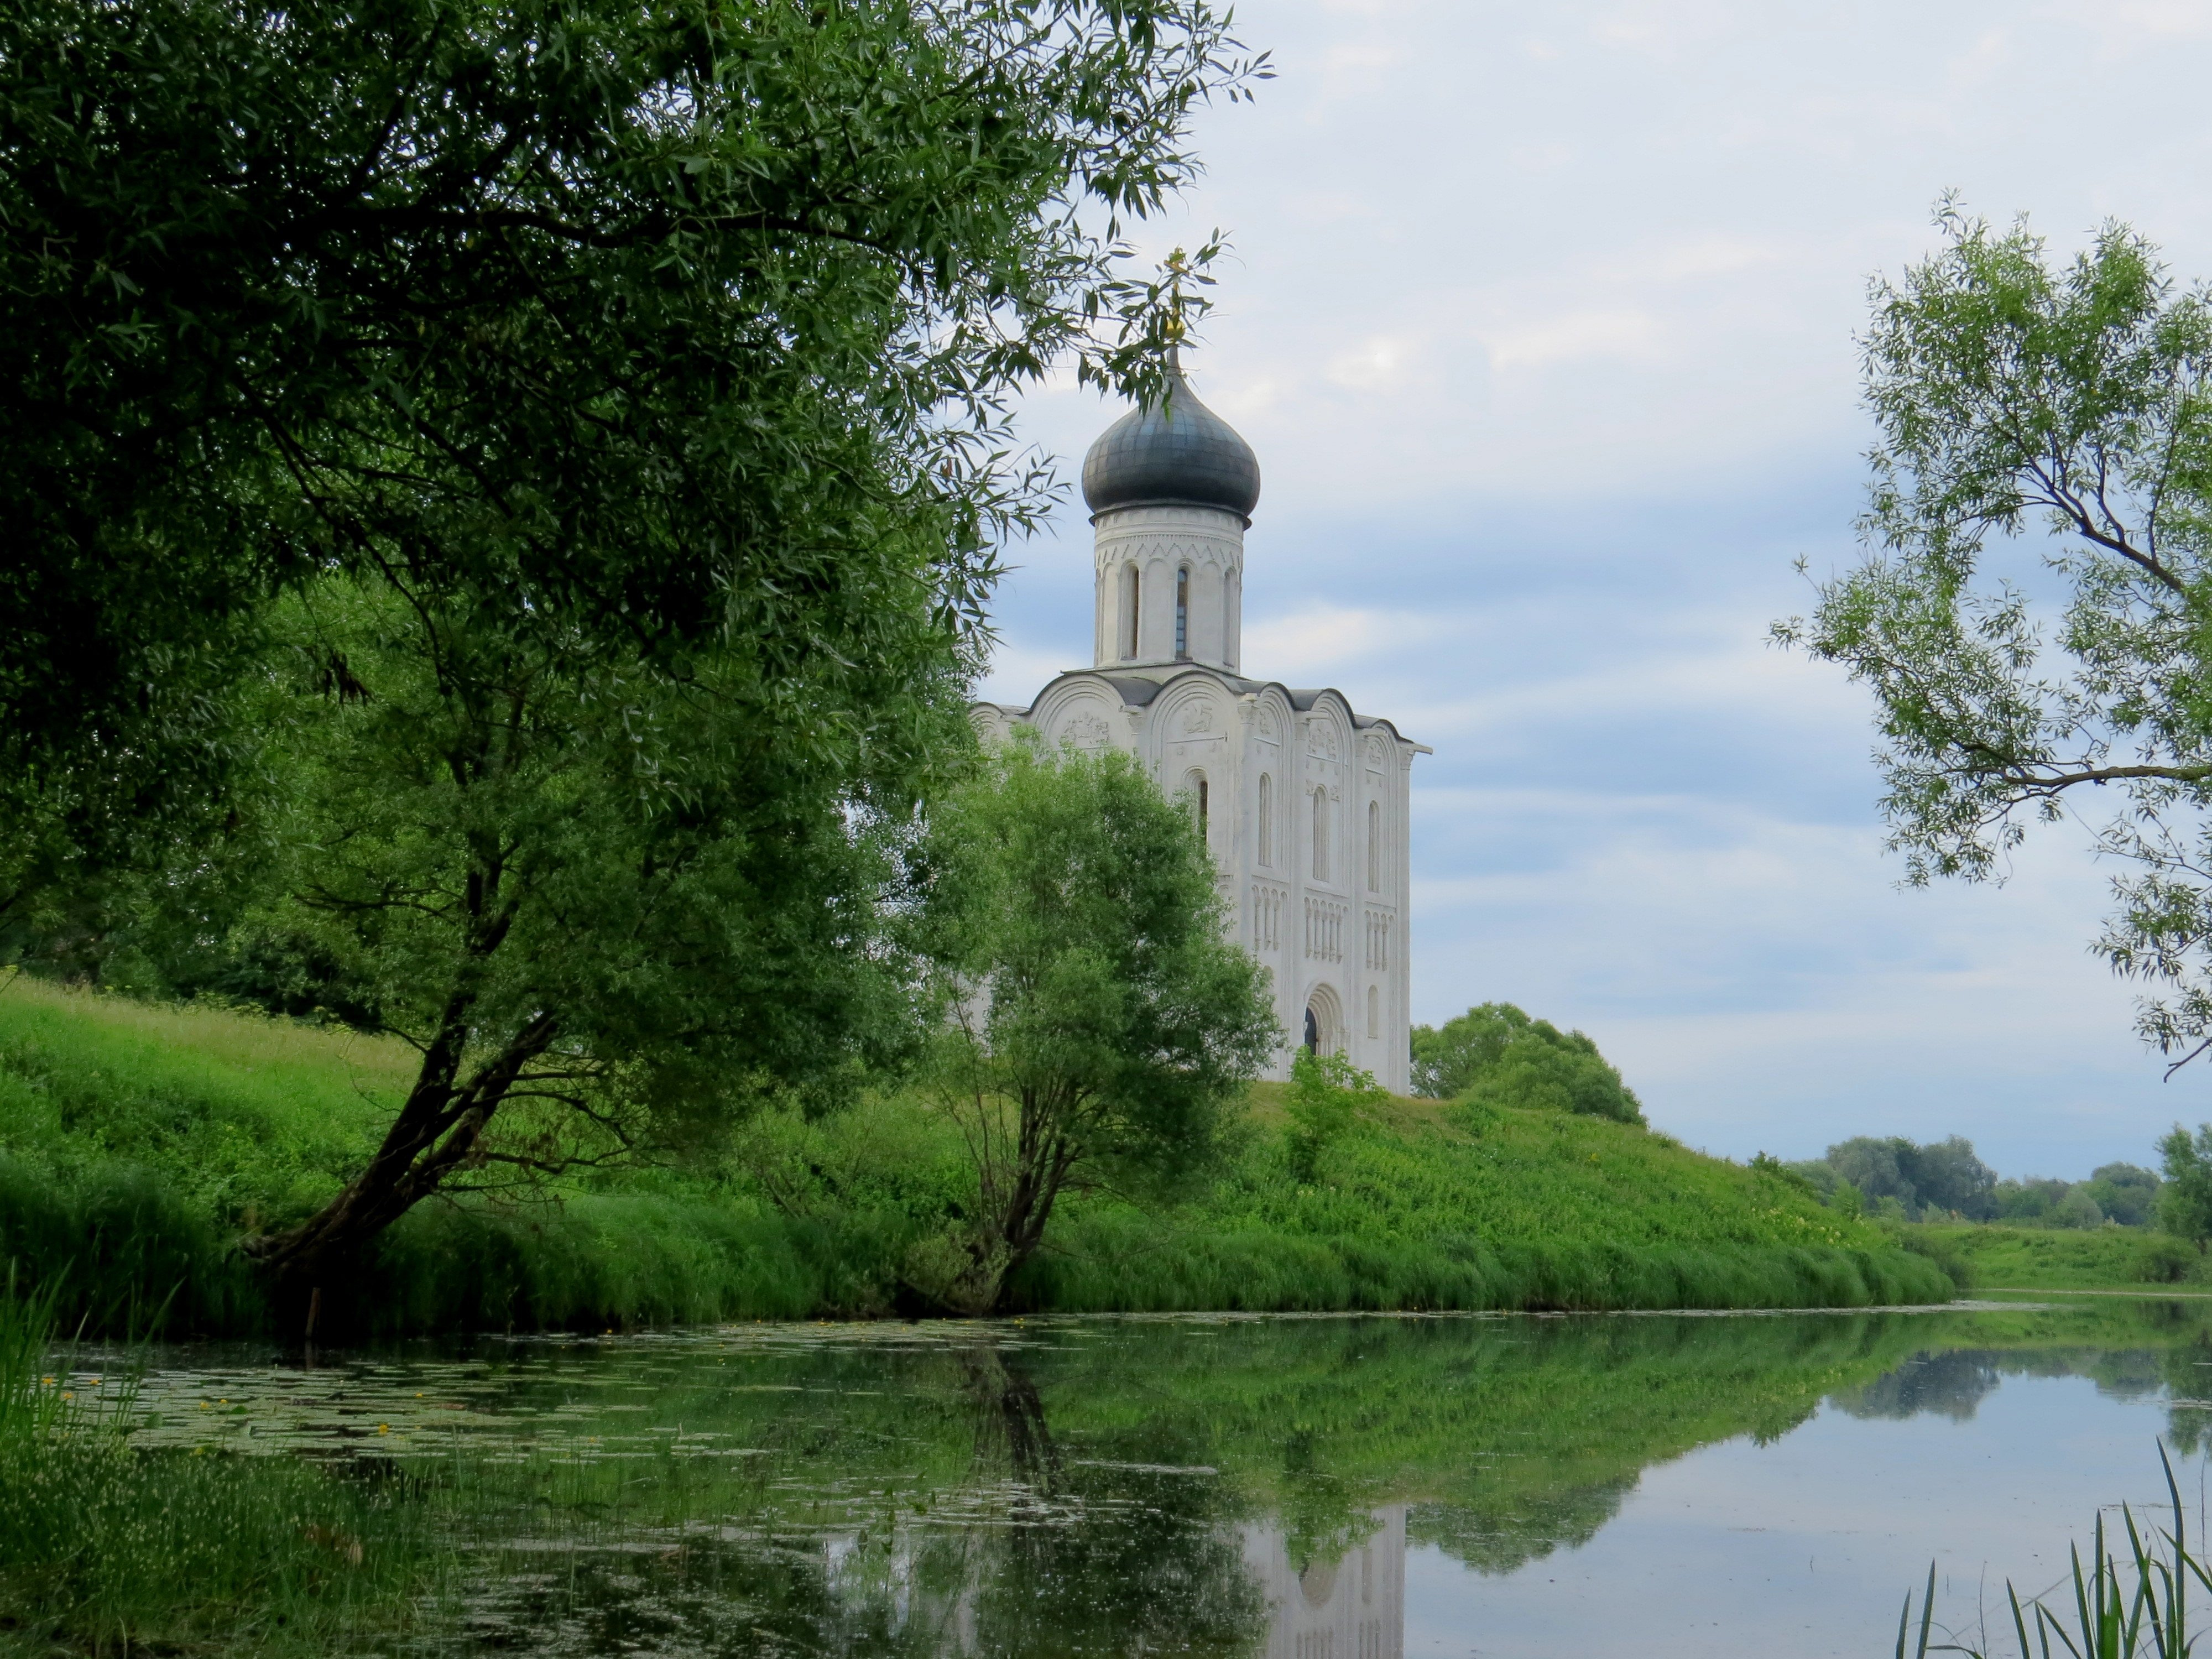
987, 1117, 1076, 1315
244, 1004, 556, 1322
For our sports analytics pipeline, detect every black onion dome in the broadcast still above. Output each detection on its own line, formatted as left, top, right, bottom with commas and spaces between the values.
1081, 360, 1261, 521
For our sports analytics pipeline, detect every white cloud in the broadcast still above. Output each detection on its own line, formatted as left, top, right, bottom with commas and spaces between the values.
1482, 309, 1670, 373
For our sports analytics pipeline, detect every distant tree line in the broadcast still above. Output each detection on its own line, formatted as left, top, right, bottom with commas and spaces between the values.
1782, 1137, 2160, 1229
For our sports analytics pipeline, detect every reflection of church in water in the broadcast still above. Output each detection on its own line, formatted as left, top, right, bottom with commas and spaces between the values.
972, 361, 1427, 1089
1243, 1506, 1407, 1659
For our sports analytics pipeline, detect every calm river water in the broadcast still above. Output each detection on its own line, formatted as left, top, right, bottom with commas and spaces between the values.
91, 1295, 2212, 1656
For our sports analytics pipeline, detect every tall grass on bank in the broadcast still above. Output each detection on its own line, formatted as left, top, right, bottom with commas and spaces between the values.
0, 1284, 432, 1653
2, 979, 1960, 1334
1014, 1211, 1955, 1313
1895, 1443, 2209, 1659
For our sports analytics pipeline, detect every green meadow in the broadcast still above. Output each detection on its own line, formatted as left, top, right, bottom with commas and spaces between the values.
0, 976, 1957, 1334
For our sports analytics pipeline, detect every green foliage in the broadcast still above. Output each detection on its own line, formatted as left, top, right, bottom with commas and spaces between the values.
1814, 1134, 1997, 1220
1777, 203, 2212, 1062
1891, 1224, 1975, 1290
2135, 1232, 2198, 1285
2158, 1123, 2212, 1251
1832, 1180, 1865, 1220
904, 739, 1278, 1312
2089, 1162, 2164, 1228
205, 573, 940, 1296
1409, 1002, 1643, 1125
1749, 1151, 1819, 1196
0, 0, 1263, 893
0, 984, 1959, 1332
2, 0, 1275, 1305
1283, 1051, 1386, 1184
1911, 1223, 2210, 1290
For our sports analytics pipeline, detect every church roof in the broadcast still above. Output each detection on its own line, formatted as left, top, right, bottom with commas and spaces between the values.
998, 664, 1427, 751
1081, 357, 1261, 522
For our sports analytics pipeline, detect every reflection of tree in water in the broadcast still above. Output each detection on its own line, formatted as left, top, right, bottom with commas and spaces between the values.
1410, 1478, 1640, 1575
1830, 1350, 2004, 1422
1829, 1345, 2183, 1431
469, 1344, 1269, 1657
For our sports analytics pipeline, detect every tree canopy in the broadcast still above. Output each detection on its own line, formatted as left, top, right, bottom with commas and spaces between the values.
1788, 1135, 1997, 1221
1408, 1002, 1643, 1125
1, 0, 1264, 921
1778, 205, 2212, 1065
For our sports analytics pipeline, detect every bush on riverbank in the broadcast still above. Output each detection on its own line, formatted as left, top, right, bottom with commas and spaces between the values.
0, 978, 1953, 1333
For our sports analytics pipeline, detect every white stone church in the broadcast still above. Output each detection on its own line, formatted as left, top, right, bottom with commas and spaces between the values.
971, 359, 1426, 1090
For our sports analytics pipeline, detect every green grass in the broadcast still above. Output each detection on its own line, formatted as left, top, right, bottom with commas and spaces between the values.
0, 1282, 437, 1653
0, 975, 1955, 1333
1006, 1087, 1944, 1312
1908, 1222, 2207, 1292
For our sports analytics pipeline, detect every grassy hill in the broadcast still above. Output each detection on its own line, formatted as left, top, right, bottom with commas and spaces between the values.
0, 975, 1955, 1334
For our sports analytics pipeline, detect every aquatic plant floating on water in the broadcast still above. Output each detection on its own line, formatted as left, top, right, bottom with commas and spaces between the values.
1896, 1441, 2211, 1658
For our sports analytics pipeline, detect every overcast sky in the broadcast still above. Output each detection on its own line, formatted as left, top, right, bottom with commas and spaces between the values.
977, 0, 2212, 1178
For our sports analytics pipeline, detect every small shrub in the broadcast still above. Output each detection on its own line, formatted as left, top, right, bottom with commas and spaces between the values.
1284, 1052, 1385, 1183
2133, 1233, 2197, 1285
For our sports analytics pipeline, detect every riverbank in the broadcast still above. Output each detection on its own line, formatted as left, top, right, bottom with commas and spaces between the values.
0, 978, 1952, 1334
1901, 1220, 2206, 1291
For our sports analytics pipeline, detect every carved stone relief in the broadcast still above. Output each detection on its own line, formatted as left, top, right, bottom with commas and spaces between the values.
1063, 712, 1112, 750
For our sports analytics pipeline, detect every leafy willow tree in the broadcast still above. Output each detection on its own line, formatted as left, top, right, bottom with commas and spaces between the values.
1408, 1003, 1643, 1124
1778, 205, 2212, 1066
0, 0, 1264, 919
905, 739, 1277, 1314
224, 576, 942, 1299
0, 0, 1267, 1303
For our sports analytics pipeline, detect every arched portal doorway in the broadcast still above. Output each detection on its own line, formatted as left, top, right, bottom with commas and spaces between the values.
1303, 985, 1342, 1058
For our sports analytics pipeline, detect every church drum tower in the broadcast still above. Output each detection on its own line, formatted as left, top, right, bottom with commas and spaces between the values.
970, 361, 1426, 1090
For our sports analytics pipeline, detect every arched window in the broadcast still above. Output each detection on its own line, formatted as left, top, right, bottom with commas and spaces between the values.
1366, 984, 1380, 1040
1174, 566, 1190, 659
1303, 1005, 1318, 1056
1257, 774, 1273, 867
1312, 788, 1328, 881
1367, 801, 1381, 891
1183, 770, 1208, 848
1121, 565, 1140, 660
